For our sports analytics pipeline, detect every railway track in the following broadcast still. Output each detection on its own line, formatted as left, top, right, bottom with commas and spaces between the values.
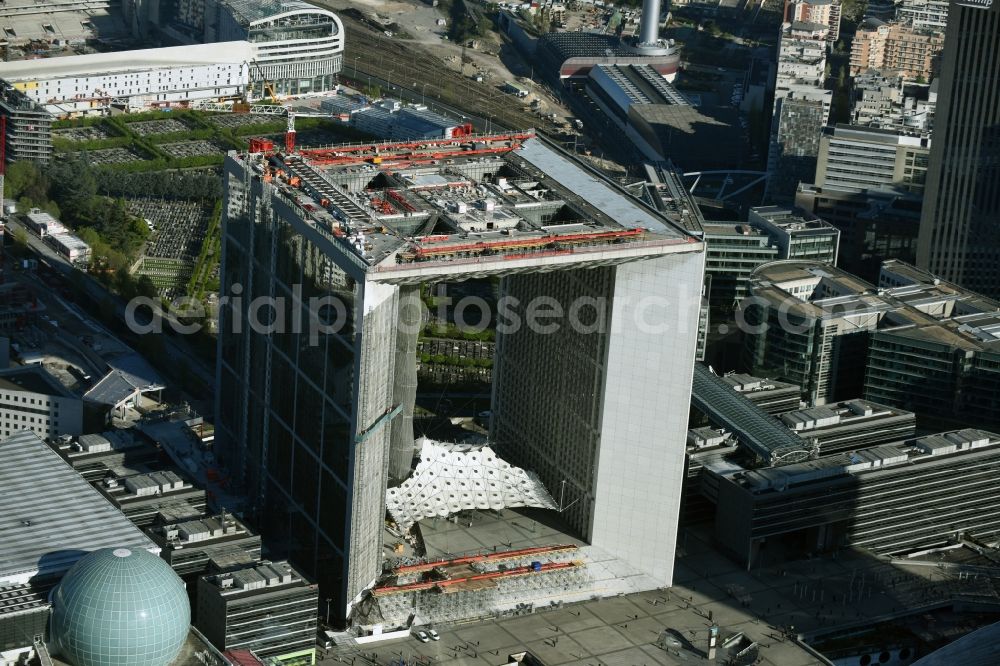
338, 17, 560, 135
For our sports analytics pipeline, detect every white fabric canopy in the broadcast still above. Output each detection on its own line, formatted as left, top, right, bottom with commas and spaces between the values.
386, 438, 557, 531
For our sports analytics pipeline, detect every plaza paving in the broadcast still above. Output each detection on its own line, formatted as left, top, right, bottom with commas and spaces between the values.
323, 522, 1000, 666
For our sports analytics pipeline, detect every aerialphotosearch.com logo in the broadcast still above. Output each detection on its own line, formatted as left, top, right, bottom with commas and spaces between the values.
124, 283, 825, 343
124, 282, 716, 343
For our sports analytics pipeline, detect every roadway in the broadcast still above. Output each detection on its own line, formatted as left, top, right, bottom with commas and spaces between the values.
6, 219, 216, 392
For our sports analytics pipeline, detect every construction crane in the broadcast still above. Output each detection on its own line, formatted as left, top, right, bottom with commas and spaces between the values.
247, 60, 280, 105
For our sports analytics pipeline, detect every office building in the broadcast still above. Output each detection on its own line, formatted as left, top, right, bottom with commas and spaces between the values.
0, 0, 344, 117
217, 132, 706, 622
51, 430, 168, 484
99, 470, 207, 528
0, 85, 52, 164
698, 208, 838, 312
748, 206, 840, 264
767, 97, 827, 201
795, 183, 923, 280
778, 398, 916, 454
682, 428, 736, 525
0, 43, 252, 117
814, 125, 931, 194
851, 70, 937, 132
896, 0, 950, 30
916, 0, 1000, 299
713, 429, 1000, 568
866, 262, 1000, 431
0, 430, 157, 587
743, 259, 1000, 418
149, 512, 262, 578
702, 224, 781, 311
743, 261, 891, 405
768, 22, 831, 201
0, 365, 83, 440
721, 373, 802, 414
784, 0, 843, 43
850, 19, 944, 81
777, 34, 828, 86
197, 561, 318, 664
0, 583, 49, 666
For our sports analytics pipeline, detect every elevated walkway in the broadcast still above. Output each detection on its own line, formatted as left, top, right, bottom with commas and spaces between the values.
691, 363, 813, 465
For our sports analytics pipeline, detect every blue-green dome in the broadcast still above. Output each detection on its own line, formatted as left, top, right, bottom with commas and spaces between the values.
51, 547, 190, 666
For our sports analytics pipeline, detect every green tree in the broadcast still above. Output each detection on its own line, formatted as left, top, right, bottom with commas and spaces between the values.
47, 155, 97, 210
5, 161, 46, 201
12, 227, 28, 252
136, 275, 158, 300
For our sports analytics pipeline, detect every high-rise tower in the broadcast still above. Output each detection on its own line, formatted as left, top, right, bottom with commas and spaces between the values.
916, 0, 1000, 298
216, 133, 706, 623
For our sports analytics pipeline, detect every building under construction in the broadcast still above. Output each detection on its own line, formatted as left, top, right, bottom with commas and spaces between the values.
216, 131, 706, 625
0, 84, 52, 164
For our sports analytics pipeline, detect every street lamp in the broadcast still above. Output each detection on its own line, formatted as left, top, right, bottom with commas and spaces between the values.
353, 56, 360, 80
325, 598, 332, 625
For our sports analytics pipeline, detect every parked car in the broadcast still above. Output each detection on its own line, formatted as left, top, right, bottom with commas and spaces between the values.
415, 630, 430, 643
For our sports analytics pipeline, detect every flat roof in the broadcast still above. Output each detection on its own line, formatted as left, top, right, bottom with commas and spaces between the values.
203, 560, 311, 597
0, 41, 253, 81
0, 430, 157, 584
779, 399, 913, 431
0, 365, 73, 397
722, 372, 800, 393
219, 0, 331, 26
731, 429, 1000, 495
516, 138, 686, 237
0, 3, 127, 45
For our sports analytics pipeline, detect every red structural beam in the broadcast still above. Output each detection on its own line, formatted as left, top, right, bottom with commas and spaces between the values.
410, 228, 646, 258
392, 544, 579, 575
305, 142, 525, 167
297, 132, 536, 160
373, 560, 581, 597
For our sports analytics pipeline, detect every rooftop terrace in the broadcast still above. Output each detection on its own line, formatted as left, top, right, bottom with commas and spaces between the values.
750, 261, 1000, 348
235, 133, 702, 283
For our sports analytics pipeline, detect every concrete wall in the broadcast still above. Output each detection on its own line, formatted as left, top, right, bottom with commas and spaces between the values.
590, 250, 705, 585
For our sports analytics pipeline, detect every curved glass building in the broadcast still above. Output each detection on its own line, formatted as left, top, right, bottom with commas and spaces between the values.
50, 548, 190, 666
210, 0, 345, 97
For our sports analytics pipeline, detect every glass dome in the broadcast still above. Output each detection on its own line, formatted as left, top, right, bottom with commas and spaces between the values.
50, 547, 190, 666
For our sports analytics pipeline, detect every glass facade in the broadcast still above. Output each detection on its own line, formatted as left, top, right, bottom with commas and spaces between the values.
217, 166, 389, 618
50, 548, 190, 666
704, 231, 781, 312
865, 332, 1000, 431
917, 0, 1000, 298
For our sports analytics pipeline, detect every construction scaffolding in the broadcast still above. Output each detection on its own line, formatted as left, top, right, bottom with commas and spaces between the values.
366, 545, 590, 627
